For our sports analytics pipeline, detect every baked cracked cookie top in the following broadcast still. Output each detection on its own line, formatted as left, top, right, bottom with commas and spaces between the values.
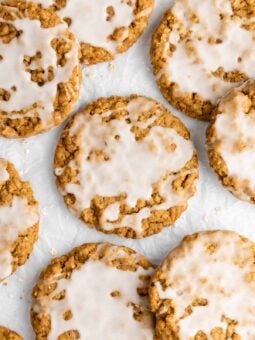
54, 95, 198, 238
149, 230, 255, 339
151, 0, 255, 120
31, 0, 154, 65
0, 326, 22, 340
0, 158, 39, 281
0, 1, 81, 138
207, 80, 255, 203
31, 243, 154, 339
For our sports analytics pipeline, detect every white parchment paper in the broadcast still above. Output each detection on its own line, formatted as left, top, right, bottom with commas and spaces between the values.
0, 0, 255, 338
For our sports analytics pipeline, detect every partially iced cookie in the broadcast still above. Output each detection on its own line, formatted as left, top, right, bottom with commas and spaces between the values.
0, 158, 39, 281
0, 1, 81, 138
151, 0, 255, 120
31, 243, 154, 339
207, 80, 255, 203
31, 0, 154, 65
54, 95, 198, 238
149, 230, 255, 339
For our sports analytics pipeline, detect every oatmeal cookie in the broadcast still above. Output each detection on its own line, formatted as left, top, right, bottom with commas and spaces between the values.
0, 326, 22, 340
149, 230, 255, 339
54, 95, 198, 238
151, 0, 255, 120
31, 0, 154, 65
0, 1, 81, 138
207, 80, 255, 203
31, 243, 154, 339
0, 158, 39, 281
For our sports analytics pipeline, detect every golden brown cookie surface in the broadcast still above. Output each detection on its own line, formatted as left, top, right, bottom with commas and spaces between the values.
31, 0, 154, 65
207, 80, 255, 203
31, 243, 154, 339
0, 1, 81, 138
0, 158, 39, 280
0, 326, 22, 340
54, 95, 198, 238
149, 230, 255, 339
151, 0, 255, 120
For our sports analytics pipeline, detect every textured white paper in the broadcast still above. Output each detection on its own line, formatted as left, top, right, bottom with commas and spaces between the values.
0, 1, 255, 338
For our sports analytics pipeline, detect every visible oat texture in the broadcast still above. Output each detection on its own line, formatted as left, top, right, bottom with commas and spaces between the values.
151, 0, 255, 120
0, 158, 39, 281
31, 243, 154, 339
54, 95, 198, 238
31, 0, 154, 65
207, 80, 255, 203
0, 326, 22, 340
0, 1, 81, 138
149, 230, 255, 339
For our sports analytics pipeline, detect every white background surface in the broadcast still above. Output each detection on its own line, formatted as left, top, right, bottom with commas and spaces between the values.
0, 0, 255, 338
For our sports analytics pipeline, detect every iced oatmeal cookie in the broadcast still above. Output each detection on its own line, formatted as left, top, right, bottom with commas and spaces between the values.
207, 80, 255, 203
151, 0, 255, 120
0, 158, 39, 281
0, 1, 81, 138
31, 0, 154, 65
54, 95, 198, 238
0, 326, 22, 340
31, 243, 154, 339
149, 230, 255, 339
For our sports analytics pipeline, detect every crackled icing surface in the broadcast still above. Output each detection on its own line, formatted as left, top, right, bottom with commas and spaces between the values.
159, 0, 255, 104
0, 160, 39, 279
55, 97, 197, 236
32, 0, 152, 54
0, 8, 80, 129
208, 81, 255, 201
153, 231, 255, 338
33, 245, 154, 339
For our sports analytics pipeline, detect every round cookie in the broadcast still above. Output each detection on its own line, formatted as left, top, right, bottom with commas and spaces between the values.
31, 0, 154, 65
31, 243, 154, 339
54, 95, 198, 238
207, 80, 255, 203
149, 230, 255, 339
0, 326, 22, 340
0, 1, 81, 138
151, 0, 255, 120
0, 158, 39, 280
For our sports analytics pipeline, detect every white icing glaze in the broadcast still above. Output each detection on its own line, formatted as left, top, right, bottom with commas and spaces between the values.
0, 196, 39, 279
33, 0, 151, 54
0, 159, 9, 182
57, 97, 195, 235
160, 0, 255, 103
36, 249, 153, 339
0, 13, 79, 127
213, 86, 255, 200
58, 0, 135, 53
155, 231, 255, 338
